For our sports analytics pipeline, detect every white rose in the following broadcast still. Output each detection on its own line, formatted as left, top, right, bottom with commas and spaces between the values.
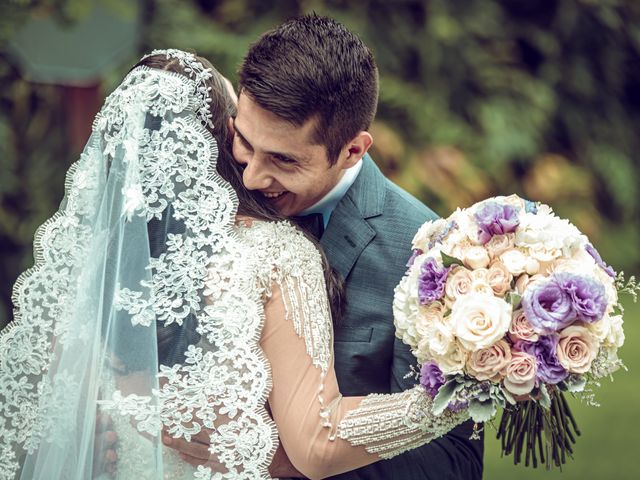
451, 293, 512, 350
525, 257, 540, 275
500, 249, 528, 276
432, 340, 469, 375
604, 314, 624, 349
586, 315, 611, 342
420, 320, 455, 358
463, 246, 491, 269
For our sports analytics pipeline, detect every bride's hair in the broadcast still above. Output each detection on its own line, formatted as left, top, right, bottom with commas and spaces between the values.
131, 53, 345, 325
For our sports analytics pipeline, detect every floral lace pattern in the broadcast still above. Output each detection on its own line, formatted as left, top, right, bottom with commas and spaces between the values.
0, 65, 278, 480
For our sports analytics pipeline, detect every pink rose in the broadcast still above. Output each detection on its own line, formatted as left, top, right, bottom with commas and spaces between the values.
466, 339, 512, 382
487, 260, 512, 297
556, 325, 598, 374
445, 266, 473, 303
508, 309, 540, 342
485, 233, 515, 259
503, 351, 537, 396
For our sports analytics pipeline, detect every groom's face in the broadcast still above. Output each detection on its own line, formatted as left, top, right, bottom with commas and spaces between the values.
232, 92, 348, 217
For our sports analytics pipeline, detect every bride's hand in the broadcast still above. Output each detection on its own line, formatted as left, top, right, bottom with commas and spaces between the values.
162, 427, 212, 467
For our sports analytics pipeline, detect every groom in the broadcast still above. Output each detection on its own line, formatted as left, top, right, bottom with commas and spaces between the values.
168, 15, 483, 479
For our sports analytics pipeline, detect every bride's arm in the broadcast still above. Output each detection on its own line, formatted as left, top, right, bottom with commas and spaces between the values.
261, 279, 468, 480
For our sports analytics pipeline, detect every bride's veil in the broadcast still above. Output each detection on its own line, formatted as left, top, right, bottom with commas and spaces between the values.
0, 50, 277, 479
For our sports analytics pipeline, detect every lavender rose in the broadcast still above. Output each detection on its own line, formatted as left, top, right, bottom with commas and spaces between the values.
585, 244, 616, 278
418, 257, 451, 305
420, 361, 445, 397
556, 272, 607, 324
515, 335, 568, 385
522, 276, 575, 333
474, 202, 520, 245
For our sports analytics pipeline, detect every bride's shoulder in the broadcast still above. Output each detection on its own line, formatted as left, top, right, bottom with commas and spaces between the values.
235, 217, 321, 267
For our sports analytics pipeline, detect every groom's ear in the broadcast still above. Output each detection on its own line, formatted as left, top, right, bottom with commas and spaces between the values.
227, 117, 235, 137
339, 131, 373, 169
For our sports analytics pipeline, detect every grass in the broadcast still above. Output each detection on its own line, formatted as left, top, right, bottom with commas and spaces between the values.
483, 299, 640, 479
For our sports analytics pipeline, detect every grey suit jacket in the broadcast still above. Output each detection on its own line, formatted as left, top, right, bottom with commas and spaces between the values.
318, 155, 484, 480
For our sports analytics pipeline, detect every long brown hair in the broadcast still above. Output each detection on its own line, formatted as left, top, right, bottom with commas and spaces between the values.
132, 53, 345, 322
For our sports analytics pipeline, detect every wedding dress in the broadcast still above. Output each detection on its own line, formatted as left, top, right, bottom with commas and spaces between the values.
0, 50, 466, 480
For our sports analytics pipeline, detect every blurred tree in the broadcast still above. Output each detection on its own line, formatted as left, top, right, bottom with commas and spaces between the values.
1, 0, 639, 330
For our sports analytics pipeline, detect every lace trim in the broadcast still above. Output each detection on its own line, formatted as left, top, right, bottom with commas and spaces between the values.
336, 386, 469, 459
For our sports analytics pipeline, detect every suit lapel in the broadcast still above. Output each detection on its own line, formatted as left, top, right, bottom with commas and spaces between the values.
320, 155, 386, 279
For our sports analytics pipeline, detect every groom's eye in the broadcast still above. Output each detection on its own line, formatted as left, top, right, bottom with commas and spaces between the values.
238, 135, 252, 151
272, 154, 296, 165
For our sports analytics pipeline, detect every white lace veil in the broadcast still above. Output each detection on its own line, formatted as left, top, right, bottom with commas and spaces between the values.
0, 50, 278, 479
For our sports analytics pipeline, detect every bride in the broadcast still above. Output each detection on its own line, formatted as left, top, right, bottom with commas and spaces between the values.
0, 50, 467, 480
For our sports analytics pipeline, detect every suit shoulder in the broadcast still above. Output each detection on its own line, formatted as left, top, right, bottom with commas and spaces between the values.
383, 178, 439, 225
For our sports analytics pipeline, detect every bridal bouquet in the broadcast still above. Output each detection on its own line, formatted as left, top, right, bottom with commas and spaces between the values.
394, 194, 637, 468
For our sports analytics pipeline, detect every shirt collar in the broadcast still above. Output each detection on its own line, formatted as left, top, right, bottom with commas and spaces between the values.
299, 159, 363, 226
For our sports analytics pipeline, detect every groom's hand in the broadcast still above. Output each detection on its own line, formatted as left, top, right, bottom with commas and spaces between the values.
269, 442, 305, 479
93, 413, 118, 477
162, 427, 211, 466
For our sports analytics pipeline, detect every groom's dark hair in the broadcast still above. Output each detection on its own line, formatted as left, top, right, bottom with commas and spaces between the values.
239, 14, 379, 165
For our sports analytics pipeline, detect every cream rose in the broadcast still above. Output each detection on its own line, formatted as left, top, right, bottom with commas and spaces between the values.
469, 268, 494, 296
515, 273, 547, 295
556, 325, 598, 374
463, 246, 491, 269
500, 248, 528, 275
524, 257, 540, 275
485, 233, 515, 259
487, 260, 512, 297
508, 309, 540, 342
419, 317, 455, 358
432, 339, 469, 375
503, 351, 537, 395
586, 314, 611, 342
604, 314, 624, 349
444, 266, 473, 304
466, 339, 512, 382
451, 293, 512, 350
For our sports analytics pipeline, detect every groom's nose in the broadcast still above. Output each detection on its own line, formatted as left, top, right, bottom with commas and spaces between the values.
242, 156, 272, 190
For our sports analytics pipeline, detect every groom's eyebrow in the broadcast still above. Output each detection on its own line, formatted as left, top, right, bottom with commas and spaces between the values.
234, 121, 309, 165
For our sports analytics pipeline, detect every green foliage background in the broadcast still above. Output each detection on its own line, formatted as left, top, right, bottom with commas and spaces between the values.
1, 0, 639, 478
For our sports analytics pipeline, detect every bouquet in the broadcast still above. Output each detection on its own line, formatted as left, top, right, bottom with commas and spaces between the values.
394, 194, 638, 468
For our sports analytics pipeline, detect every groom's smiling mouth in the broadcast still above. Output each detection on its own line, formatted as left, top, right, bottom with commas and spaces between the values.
262, 191, 287, 199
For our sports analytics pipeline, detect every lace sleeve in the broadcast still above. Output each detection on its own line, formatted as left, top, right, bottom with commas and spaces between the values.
248, 221, 468, 478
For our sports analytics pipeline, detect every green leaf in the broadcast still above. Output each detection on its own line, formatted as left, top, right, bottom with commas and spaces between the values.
432, 379, 460, 415
538, 384, 552, 409
468, 398, 498, 423
507, 292, 522, 309
441, 252, 463, 268
563, 375, 587, 393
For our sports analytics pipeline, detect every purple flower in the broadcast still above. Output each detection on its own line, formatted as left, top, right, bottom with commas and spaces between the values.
515, 335, 568, 385
522, 277, 575, 333
586, 244, 616, 278
474, 202, 520, 244
406, 248, 423, 268
420, 361, 445, 397
556, 272, 607, 324
418, 258, 450, 305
